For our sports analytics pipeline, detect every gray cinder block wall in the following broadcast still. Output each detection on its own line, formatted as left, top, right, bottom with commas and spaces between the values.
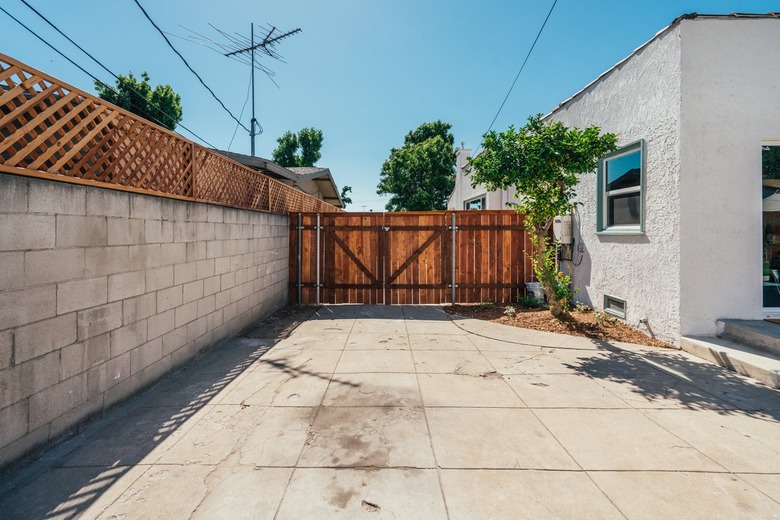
0, 174, 289, 469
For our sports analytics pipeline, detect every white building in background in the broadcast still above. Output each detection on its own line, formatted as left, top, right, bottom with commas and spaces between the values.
449, 13, 780, 344
448, 146, 518, 211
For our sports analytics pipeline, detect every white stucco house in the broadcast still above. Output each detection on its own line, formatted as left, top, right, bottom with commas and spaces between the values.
450, 13, 780, 344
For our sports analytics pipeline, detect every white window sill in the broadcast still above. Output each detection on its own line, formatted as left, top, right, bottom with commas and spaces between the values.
596, 228, 645, 236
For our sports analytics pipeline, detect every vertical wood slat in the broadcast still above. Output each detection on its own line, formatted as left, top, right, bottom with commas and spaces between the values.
290, 210, 533, 305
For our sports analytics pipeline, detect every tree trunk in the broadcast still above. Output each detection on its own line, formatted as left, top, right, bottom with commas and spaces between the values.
533, 223, 564, 317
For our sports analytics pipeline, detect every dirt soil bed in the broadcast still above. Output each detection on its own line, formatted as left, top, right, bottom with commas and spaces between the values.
446, 304, 676, 349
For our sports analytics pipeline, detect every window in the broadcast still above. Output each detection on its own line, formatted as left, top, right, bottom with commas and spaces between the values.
464, 196, 486, 210
603, 295, 626, 319
597, 140, 645, 233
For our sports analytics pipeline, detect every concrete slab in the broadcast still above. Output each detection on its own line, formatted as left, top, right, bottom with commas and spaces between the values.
590, 471, 780, 520
299, 406, 435, 468
94, 464, 213, 519
504, 373, 629, 408
408, 333, 477, 350
643, 408, 780, 473
343, 332, 409, 350
441, 469, 624, 520
273, 332, 349, 350
466, 333, 550, 352
252, 348, 342, 374
2, 304, 780, 519
216, 371, 331, 407
275, 468, 447, 519
427, 408, 578, 469
535, 408, 725, 471
189, 466, 292, 520
418, 373, 524, 407
335, 349, 415, 373
352, 319, 406, 334
321, 373, 420, 407
412, 350, 495, 376
681, 335, 780, 388
482, 349, 573, 374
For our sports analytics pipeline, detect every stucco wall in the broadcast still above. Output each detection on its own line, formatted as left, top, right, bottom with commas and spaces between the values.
679, 18, 780, 335
549, 25, 683, 344
0, 174, 289, 469
448, 148, 517, 211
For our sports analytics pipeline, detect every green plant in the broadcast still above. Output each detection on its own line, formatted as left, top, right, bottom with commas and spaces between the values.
574, 302, 591, 313
595, 311, 619, 326
516, 294, 543, 309
469, 115, 617, 316
503, 305, 517, 317
477, 301, 495, 311
533, 233, 578, 313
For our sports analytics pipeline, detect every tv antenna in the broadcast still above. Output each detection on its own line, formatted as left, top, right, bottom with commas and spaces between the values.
174, 23, 301, 156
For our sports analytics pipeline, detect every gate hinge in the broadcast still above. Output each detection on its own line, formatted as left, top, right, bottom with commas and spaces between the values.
447, 225, 458, 231
447, 284, 459, 288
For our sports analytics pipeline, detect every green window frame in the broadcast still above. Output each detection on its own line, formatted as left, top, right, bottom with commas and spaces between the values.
597, 140, 645, 234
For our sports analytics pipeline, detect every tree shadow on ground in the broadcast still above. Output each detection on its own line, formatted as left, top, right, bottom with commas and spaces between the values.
563, 338, 780, 422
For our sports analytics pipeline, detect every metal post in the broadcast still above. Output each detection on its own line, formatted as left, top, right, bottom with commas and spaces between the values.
315, 213, 321, 306
451, 212, 457, 305
297, 213, 302, 305
250, 23, 257, 157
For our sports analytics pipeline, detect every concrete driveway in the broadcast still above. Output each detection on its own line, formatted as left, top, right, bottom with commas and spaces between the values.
2, 305, 780, 519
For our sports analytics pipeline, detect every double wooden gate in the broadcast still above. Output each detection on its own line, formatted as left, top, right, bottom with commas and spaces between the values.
289, 210, 534, 305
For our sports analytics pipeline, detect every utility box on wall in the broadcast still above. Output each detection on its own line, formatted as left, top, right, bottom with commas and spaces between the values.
553, 215, 573, 244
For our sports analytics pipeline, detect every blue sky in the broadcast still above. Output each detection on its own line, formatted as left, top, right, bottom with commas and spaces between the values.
2, 1, 777, 210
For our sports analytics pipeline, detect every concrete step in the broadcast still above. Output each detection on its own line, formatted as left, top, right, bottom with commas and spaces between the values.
680, 335, 780, 388
718, 319, 780, 357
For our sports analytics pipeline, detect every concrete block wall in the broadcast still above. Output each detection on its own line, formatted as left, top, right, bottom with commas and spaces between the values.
0, 174, 289, 469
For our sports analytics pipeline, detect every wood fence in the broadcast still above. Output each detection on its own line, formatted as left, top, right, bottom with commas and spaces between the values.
290, 211, 535, 305
0, 53, 339, 214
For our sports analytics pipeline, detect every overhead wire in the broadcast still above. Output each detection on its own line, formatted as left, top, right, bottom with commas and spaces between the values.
132, 0, 251, 133
6, 0, 216, 147
226, 68, 253, 155
476, 0, 559, 153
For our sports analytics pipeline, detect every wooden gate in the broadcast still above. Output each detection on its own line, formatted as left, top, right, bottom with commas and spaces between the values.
289, 210, 533, 305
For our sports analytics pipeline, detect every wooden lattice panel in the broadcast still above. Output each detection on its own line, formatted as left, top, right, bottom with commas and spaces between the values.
0, 53, 340, 214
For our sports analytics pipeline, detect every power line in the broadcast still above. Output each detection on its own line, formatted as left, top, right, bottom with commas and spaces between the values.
132, 0, 251, 133
6, 1, 216, 147
227, 68, 253, 154
480, 0, 558, 143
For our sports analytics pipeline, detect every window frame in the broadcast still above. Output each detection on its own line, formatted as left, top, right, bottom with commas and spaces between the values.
603, 294, 627, 319
597, 139, 646, 235
464, 195, 486, 211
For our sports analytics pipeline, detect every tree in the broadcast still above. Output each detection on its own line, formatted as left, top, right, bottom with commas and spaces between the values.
469, 115, 617, 316
340, 185, 353, 206
95, 72, 182, 131
764, 145, 780, 178
376, 121, 456, 211
272, 128, 323, 167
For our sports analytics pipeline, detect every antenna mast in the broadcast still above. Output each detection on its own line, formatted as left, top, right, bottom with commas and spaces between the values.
226, 24, 301, 156
177, 22, 301, 156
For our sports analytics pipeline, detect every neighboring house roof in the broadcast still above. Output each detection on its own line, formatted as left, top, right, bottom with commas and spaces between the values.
545, 12, 779, 119
287, 166, 343, 208
212, 150, 344, 208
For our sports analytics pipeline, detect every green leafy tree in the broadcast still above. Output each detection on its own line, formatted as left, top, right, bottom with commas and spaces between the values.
764, 145, 780, 178
377, 120, 456, 211
272, 127, 324, 167
469, 115, 617, 316
95, 72, 182, 131
340, 185, 353, 206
